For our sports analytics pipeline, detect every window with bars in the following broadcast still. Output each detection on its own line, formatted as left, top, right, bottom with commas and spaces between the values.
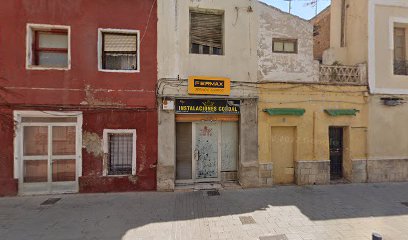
101, 31, 139, 71
272, 38, 298, 54
30, 28, 69, 68
104, 130, 136, 176
190, 10, 224, 55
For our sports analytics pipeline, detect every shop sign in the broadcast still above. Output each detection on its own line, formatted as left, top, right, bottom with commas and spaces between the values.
188, 76, 231, 96
176, 99, 240, 114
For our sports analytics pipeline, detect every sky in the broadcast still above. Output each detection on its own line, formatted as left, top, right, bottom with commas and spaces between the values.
259, 0, 331, 20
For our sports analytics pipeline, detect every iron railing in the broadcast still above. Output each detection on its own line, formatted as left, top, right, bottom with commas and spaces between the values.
394, 60, 408, 75
319, 64, 366, 84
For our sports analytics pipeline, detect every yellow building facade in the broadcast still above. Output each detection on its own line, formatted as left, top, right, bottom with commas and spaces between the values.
258, 83, 369, 186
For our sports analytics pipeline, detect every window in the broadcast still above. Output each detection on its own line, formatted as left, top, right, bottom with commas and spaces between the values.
272, 39, 298, 54
394, 27, 407, 75
98, 29, 140, 72
103, 129, 136, 176
190, 9, 224, 55
26, 24, 70, 70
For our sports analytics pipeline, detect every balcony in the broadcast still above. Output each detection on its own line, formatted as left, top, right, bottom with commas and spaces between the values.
319, 64, 367, 85
394, 60, 408, 75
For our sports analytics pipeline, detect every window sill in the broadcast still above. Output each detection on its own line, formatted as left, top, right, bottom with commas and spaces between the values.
26, 66, 70, 71
272, 51, 298, 54
104, 174, 136, 177
98, 69, 140, 73
189, 53, 225, 57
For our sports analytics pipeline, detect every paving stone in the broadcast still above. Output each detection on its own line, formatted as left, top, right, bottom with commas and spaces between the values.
1, 183, 408, 239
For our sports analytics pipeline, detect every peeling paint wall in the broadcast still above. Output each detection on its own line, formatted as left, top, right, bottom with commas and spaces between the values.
257, 2, 319, 82
82, 131, 103, 158
80, 111, 157, 192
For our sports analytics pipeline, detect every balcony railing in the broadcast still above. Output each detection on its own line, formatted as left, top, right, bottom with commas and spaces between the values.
394, 60, 408, 75
319, 64, 367, 84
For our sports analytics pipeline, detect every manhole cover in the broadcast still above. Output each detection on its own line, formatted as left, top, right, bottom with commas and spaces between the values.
259, 235, 288, 240
401, 202, 408, 207
239, 216, 256, 225
41, 198, 61, 205
207, 190, 220, 196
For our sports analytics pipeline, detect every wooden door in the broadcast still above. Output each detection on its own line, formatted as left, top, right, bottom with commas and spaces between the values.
271, 127, 296, 184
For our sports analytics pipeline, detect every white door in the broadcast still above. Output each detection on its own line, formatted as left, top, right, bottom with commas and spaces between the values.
193, 122, 221, 181
176, 121, 238, 183
19, 117, 80, 195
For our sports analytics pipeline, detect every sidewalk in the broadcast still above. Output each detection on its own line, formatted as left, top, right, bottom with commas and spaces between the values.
1, 183, 408, 240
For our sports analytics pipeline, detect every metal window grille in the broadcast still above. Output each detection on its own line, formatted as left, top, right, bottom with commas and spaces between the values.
190, 10, 223, 55
394, 60, 408, 75
108, 133, 133, 175
329, 127, 343, 180
102, 33, 138, 70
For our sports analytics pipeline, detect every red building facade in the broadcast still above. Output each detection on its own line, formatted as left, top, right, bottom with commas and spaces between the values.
0, 0, 157, 196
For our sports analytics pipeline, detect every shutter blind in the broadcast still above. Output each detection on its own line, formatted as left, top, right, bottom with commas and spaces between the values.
104, 34, 137, 52
190, 12, 223, 48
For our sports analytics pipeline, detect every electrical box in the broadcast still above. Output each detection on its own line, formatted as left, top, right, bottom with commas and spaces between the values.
162, 99, 174, 111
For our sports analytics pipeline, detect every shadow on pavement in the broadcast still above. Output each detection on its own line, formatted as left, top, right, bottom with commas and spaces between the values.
0, 182, 407, 240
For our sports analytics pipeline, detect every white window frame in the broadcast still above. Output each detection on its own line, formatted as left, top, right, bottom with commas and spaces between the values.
26, 23, 71, 71
103, 129, 137, 176
97, 28, 140, 73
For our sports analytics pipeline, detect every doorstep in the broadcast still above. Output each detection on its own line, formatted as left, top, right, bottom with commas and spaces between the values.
175, 181, 242, 192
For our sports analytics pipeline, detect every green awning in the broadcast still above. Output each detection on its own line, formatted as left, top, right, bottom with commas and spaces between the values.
324, 109, 360, 116
263, 108, 306, 116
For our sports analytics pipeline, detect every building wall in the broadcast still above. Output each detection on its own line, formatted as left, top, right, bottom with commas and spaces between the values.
0, 0, 158, 195
0, 0, 157, 108
325, 0, 368, 65
366, 1, 408, 182
372, 4, 408, 91
80, 110, 157, 192
325, 0, 408, 183
157, 0, 260, 191
158, 0, 258, 82
257, 2, 319, 82
310, 7, 331, 62
368, 95, 408, 182
0, 109, 17, 196
258, 83, 369, 186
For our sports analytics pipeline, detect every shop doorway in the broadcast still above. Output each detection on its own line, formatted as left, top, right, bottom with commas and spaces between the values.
176, 121, 238, 183
329, 127, 344, 180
